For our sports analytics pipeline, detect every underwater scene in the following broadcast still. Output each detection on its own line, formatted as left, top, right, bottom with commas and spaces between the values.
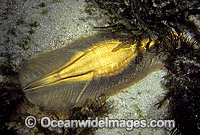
0, 0, 200, 135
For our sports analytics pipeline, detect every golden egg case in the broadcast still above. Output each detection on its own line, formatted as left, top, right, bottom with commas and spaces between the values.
19, 33, 165, 110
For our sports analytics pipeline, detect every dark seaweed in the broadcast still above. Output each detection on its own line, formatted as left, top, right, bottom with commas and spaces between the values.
0, 82, 24, 135
159, 34, 200, 135
90, 0, 200, 41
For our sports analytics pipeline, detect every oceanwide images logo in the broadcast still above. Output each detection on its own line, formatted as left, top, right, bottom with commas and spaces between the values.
25, 116, 175, 130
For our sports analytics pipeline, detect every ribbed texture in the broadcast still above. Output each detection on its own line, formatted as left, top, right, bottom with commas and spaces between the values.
20, 33, 166, 110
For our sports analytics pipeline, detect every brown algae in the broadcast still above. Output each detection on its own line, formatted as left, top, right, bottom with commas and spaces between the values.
20, 33, 165, 110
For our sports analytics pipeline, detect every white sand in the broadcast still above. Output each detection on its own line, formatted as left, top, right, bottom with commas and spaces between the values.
0, 0, 108, 70
95, 70, 169, 135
